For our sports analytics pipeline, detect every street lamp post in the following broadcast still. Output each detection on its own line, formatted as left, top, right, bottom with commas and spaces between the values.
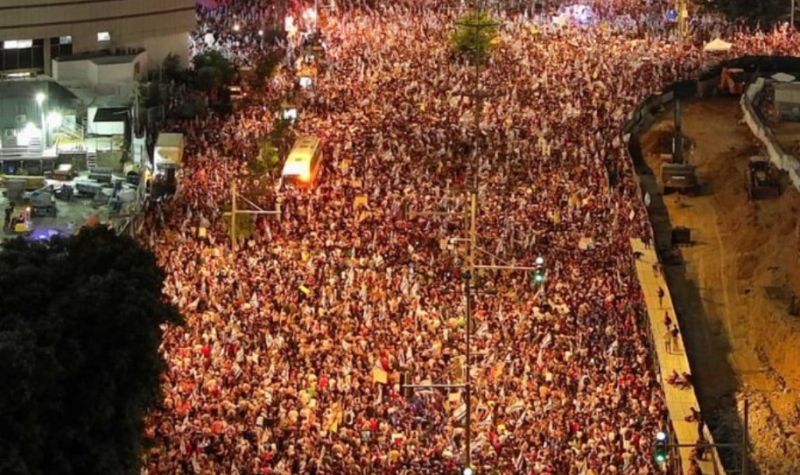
35, 92, 46, 149
404, 189, 541, 475
464, 269, 473, 471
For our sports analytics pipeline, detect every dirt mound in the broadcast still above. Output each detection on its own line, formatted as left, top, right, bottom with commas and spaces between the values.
640, 97, 800, 475
739, 392, 800, 475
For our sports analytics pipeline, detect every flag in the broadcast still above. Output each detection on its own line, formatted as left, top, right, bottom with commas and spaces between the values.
452, 403, 466, 421
354, 195, 368, 209
372, 367, 388, 384
327, 402, 343, 433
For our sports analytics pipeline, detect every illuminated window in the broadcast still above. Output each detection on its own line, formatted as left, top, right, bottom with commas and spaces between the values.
3, 40, 33, 49
97, 31, 111, 42
59, 36, 72, 45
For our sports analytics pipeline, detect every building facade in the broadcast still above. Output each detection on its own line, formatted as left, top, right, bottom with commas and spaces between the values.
0, 0, 196, 75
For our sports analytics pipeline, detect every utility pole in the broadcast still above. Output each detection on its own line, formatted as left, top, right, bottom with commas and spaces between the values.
402, 6, 500, 471
405, 188, 544, 474
463, 268, 473, 470
231, 182, 237, 247
742, 397, 749, 475
676, 0, 689, 41
674, 97, 683, 164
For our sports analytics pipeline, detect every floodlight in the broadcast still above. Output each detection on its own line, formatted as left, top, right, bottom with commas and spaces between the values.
47, 111, 63, 129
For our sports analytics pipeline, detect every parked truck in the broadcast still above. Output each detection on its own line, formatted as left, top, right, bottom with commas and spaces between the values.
154, 132, 185, 178
746, 156, 781, 200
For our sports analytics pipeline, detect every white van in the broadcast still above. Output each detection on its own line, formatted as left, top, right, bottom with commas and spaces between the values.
281, 136, 323, 186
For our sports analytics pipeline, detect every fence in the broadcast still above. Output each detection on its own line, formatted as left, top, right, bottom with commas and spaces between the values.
740, 77, 800, 191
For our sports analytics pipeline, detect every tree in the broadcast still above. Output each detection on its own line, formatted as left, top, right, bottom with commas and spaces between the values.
252, 49, 283, 90
161, 53, 183, 82
251, 139, 281, 176
250, 118, 293, 177
706, 0, 787, 21
0, 226, 182, 475
191, 49, 236, 89
195, 65, 224, 92
451, 9, 498, 65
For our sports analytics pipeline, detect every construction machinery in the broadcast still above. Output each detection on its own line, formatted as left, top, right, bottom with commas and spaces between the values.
24, 185, 57, 217
660, 86, 698, 194
746, 156, 781, 200
661, 161, 698, 193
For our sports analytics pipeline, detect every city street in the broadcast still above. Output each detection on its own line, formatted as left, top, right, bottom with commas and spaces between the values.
135, 1, 800, 474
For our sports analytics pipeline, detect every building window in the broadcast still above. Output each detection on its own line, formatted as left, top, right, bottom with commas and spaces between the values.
3, 40, 33, 50
1, 39, 43, 72
50, 37, 73, 59
97, 31, 111, 42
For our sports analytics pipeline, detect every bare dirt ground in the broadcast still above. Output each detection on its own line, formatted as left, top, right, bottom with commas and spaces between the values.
640, 97, 800, 475
772, 121, 800, 157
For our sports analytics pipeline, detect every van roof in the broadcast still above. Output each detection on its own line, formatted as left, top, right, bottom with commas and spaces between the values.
157, 133, 184, 148
291, 136, 320, 153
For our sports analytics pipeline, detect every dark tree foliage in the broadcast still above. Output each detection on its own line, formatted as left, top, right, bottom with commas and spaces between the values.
0, 226, 181, 475
191, 49, 236, 90
707, 0, 788, 21
161, 53, 184, 83
451, 9, 498, 65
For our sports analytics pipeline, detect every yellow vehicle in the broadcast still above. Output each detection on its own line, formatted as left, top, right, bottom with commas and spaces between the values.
281, 136, 323, 186
0, 175, 45, 191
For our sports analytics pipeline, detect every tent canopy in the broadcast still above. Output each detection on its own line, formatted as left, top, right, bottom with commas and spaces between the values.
772, 72, 796, 83
703, 38, 733, 52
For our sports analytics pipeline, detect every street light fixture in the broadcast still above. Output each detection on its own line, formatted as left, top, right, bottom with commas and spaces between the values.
34, 92, 47, 149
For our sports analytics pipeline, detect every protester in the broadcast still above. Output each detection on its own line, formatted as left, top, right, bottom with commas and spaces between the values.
140, 1, 800, 473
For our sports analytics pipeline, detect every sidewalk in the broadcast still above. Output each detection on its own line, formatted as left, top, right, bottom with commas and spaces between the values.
631, 238, 725, 475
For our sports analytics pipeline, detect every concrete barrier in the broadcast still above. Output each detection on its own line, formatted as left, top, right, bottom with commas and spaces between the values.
740, 78, 800, 191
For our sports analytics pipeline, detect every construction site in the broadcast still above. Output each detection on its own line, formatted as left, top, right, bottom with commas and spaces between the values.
639, 95, 800, 474
0, 79, 154, 240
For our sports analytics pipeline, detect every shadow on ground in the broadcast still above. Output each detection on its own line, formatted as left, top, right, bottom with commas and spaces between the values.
632, 132, 754, 474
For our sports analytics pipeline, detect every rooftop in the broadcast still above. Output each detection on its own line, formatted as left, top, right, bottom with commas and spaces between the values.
93, 108, 129, 123
0, 79, 77, 104
54, 49, 145, 65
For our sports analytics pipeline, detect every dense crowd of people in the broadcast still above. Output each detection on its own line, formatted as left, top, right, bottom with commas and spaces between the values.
140, 1, 800, 473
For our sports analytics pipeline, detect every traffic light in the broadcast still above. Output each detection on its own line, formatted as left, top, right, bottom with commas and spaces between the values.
532, 256, 546, 286
654, 430, 669, 465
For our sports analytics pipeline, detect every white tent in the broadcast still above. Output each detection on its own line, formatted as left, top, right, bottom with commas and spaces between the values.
772, 72, 796, 83
703, 38, 733, 52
